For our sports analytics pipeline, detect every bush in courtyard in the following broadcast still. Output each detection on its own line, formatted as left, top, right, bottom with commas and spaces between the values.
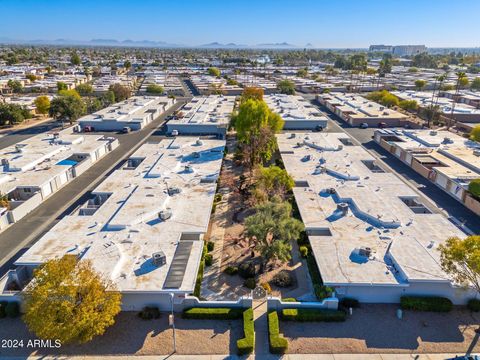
214, 193, 223, 203
282, 298, 297, 302
237, 308, 254, 355
261, 282, 272, 294
268, 311, 288, 354
238, 261, 257, 279
204, 253, 213, 267
299, 245, 308, 258
400, 296, 452, 312
138, 306, 161, 320
273, 271, 293, 288
467, 299, 480, 312
5, 301, 20, 318
314, 284, 334, 300
244, 277, 256, 289
0, 301, 7, 318
224, 265, 238, 275
339, 297, 360, 309
469, 179, 480, 200
207, 241, 215, 252
280, 308, 346, 322
182, 307, 243, 319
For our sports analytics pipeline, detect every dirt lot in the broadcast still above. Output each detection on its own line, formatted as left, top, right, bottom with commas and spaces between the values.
0, 312, 242, 357
282, 304, 480, 354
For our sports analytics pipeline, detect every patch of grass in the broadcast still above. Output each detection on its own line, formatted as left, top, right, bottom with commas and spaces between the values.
268, 311, 288, 354
182, 307, 244, 319
237, 308, 254, 355
280, 308, 346, 322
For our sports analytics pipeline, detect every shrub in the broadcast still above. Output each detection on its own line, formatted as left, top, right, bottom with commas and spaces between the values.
469, 179, 480, 200
214, 193, 223, 203
207, 241, 215, 252
138, 306, 161, 320
244, 277, 256, 289
224, 265, 238, 275
237, 308, 254, 355
314, 284, 334, 300
299, 245, 308, 258
182, 307, 243, 320
5, 301, 20, 318
205, 253, 213, 267
268, 311, 288, 354
238, 261, 257, 279
339, 297, 359, 309
0, 301, 7, 318
400, 296, 453, 312
261, 282, 272, 294
282, 298, 297, 302
193, 259, 205, 298
280, 308, 346, 322
273, 271, 293, 288
467, 299, 480, 312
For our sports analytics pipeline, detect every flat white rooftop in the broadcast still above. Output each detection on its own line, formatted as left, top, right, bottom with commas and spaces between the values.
277, 132, 465, 286
16, 137, 226, 293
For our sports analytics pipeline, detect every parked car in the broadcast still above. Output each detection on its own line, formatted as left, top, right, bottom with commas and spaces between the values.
378, 122, 387, 128
171, 130, 179, 136
314, 125, 324, 132
84, 125, 94, 132
359, 123, 369, 129
122, 126, 131, 134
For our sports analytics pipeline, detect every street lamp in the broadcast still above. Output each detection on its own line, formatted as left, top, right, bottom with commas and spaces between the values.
169, 292, 176, 353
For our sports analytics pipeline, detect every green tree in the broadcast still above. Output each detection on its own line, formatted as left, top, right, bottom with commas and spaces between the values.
49, 94, 85, 123
146, 84, 164, 94
7, 79, 23, 93
241, 87, 264, 103
296, 68, 308, 78
109, 83, 130, 102
469, 179, 480, 199
34, 95, 51, 115
207, 67, 221, 77
124, 60, 132, 70
75, 83, 93, 96
0, 103, 32, 125
276, 79, 295, 95
101, 90, 116, 106
439, 236, 480, 296
22, 255, 121, 344
57, 81, 68, 92
399, 99, 418, 112
71, 52, 81, 66
470, 125, 480, 142
233, 99, 284, 169
471, 78, 480, 90
26, 74, 37, 82
414, 79, 428, 90
254, 165, 294, 202
245, 200, 304, 267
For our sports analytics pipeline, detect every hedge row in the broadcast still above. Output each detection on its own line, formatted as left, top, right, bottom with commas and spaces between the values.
268, 311, 288, 354
193, 244, 208, 298
400, 296, 452, 312
280, 308, 346, 322
182, 307, 244, 320
237, 308, 254, 355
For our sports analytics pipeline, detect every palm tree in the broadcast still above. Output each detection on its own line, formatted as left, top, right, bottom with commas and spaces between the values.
448, 72, 467, 129
428, 73, 447, 127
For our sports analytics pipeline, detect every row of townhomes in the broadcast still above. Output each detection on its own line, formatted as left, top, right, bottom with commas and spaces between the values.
374, 128, 480, 216
277, 132, 475, 304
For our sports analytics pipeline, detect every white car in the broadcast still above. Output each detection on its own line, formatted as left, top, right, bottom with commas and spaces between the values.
171, 130, 179, 136
359, 123, 369, 129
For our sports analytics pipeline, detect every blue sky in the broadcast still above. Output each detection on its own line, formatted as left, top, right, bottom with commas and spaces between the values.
0, 0, 479, 48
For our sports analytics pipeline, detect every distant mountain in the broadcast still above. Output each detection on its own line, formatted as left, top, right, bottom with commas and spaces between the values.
305, 43, 314, 48
255, 42, 298, 48
0, 37, 182, 47
199, 42, 248, 48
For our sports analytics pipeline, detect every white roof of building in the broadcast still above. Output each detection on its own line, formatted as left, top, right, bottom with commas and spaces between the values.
277, 132, 465, 286
169, 95, 235, 127
16, 137, 225, 293
265, 94, 327, 122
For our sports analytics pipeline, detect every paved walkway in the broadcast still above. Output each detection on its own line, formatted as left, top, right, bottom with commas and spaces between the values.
253, 299, 269, 357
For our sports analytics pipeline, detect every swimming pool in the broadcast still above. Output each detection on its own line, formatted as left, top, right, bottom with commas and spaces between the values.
56, 159, 78, 166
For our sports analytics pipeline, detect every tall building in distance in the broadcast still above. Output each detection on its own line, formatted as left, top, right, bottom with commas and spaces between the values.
369, 44, 427, 56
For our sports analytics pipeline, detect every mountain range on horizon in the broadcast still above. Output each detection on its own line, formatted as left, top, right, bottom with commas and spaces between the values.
0, 37, 312, 49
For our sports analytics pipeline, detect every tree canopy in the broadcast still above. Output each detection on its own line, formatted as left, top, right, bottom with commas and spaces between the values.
254, 165, 294, 202
439, 236, 480, 295
109, 83, 131, 102
366, 90, 399, 108
470, 125, 480, 143
207, 67, 221, 77
146, 84, 165, 94
34, 96, 50, 115
276, 79, 295, 95
76, 83, 94, 96
49, 93, 85, 123
414, 79, 428, 90
0, 103, 32, 126
22, 255, 121, 344
241, 87, 264, 103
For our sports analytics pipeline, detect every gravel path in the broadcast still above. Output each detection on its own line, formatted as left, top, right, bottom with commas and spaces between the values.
282, 304, 480, 354
0, 312, 242, 357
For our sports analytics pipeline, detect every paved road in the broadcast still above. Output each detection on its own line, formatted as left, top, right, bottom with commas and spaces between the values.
302, 94, 480, 234
0, 119, 62, 150
0, 99, 188, 274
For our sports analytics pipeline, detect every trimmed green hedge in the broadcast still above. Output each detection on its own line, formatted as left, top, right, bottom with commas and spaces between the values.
237, 308, 254, 355
268, 311, 288, 354
400, 296, 453, 312
281, 308, 346, 322
182, 307, 244, 320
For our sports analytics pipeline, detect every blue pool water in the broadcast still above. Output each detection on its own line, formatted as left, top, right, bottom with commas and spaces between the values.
56, 159, 78, 166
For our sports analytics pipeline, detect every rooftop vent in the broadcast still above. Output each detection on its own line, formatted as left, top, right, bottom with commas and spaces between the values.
337, 202, 349, 215
152, 251, 167, 267
159, 208, 172, 221
358, 246, 372, 257
429, 130, 438, 136
167, 186, 181, 196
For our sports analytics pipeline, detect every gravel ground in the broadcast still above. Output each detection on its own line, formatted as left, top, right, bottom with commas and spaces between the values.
282, 304, 480, 354
0, 312, 241, 357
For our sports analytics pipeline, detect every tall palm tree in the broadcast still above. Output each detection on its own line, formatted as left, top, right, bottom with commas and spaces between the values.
449, 72, 467, 128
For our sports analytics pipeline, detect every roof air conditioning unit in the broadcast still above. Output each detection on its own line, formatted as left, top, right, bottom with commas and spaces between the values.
358, 246, 372, 257
152, 251, 166, 267
337, 202, 349, 215
159, 209, 172, 221
473, 149, 480, 157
